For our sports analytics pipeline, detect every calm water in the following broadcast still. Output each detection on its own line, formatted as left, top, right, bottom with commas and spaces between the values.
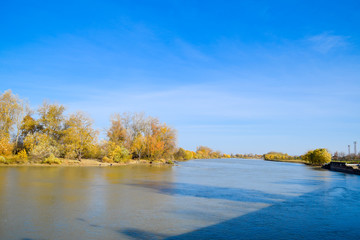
0, 159, 359, 240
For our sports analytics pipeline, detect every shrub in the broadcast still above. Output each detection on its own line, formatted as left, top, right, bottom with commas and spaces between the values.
25, 133, 60, 160
102, 156, 113, 163
16, 149, 28, 163
106, 142, 130, 163
42, 154, 61, 165
112, 146, 130, 163
0, 156, 7, 164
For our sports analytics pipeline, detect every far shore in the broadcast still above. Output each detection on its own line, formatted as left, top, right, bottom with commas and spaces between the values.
264, 158, 308, 164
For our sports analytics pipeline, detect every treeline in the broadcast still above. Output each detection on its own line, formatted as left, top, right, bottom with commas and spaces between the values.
1, 90, 246, 165
3, 90, 315, 165
174, 146, 232, 161
234, 153, 263, 159
263, 152, 301, 161
174, 147, 263, 161
0, 90, 177, 164
332, 151, 360, 163
264, 150, 333, 166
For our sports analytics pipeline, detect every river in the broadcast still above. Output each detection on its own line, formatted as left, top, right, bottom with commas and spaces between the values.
0, 159, 359, 240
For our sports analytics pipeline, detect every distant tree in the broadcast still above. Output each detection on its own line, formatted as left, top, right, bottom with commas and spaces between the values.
185, 150, 195, 160
196, 146, 213, 158
174, 148, 186, 160
212, 151, 222, 159
264, 152, 295, 160
302, 148, 331, 165
333, 151, 339, 161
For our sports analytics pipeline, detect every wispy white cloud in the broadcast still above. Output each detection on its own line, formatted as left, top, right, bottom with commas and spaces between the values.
307, 32, 348, 53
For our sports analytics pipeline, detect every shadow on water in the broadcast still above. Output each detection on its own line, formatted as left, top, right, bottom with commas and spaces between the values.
127, 182, 290, 204
119, 229, 167, 240
120, 183, 360, 240
273, 178, 324, 186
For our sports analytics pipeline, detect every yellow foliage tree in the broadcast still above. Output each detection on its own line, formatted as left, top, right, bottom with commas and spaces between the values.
24, 132, 59, 160
107, 114, 128, 146
0, 134, 13, 156
302, 148, 331, 166
131, 134, 146, 160
63, 112, 98, 161
38, 101, 66, 141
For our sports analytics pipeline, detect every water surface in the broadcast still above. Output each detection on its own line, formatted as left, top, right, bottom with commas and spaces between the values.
0, 159, 359, 239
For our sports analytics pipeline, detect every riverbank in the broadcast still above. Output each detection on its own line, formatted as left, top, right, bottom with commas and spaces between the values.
0, 158, 173, 167
264, 158, 307, 164
266, 158, 360, 175
322, 162, 360, 175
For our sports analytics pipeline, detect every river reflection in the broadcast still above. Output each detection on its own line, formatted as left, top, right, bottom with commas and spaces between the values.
0, 159, 359, 240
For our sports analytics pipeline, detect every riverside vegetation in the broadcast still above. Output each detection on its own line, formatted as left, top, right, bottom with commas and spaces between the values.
263, 149, 332, 166
0, 90, 238, 165
0, 90, 338, 167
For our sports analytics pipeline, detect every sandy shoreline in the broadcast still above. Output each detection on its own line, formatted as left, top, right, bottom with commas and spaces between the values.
0, 159, 172, 167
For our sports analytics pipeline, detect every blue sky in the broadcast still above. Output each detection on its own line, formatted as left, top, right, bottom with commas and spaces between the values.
1, 0, 360, 155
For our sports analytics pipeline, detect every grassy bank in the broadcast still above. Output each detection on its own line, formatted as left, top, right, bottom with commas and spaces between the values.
264, 158, 307, 164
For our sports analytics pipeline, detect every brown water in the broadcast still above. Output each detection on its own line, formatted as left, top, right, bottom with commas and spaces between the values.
0, 159, 359, 240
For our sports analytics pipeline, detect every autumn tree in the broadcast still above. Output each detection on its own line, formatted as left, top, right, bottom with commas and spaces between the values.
0, 136, 13, 156
159, 124, 177, 158
107, 114, 128, 146
174, 148, 186, 160
0, 90, 28, 153
20, 102, 66, 159
302, 148, 331, 166
24, 132, 59, 159
0, 90, 19, 136
131, 134, 146, 160
107, 112, 177, 161
20, 115, 38, 138
63, 112, 98, 161
196, 146, 213, 159
212, 150, 222, 158
37, 101, 66, 141
104, 141, 130, 163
